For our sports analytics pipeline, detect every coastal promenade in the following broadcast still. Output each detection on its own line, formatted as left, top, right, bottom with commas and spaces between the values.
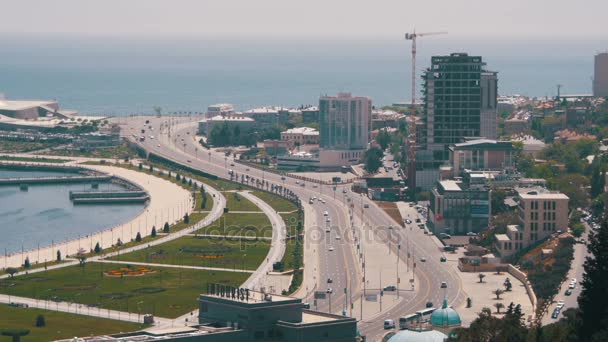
1, 162, 193, 269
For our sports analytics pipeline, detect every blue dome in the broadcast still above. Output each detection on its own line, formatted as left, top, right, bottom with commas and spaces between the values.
386, 329, 448, 342
430, 298, 461, 328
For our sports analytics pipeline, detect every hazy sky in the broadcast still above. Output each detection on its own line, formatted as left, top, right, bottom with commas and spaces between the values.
1, 0, 607, 38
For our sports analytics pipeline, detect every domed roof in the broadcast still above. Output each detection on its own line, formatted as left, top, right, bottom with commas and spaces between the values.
386, 329, 448, 342
430, 297, 461, 328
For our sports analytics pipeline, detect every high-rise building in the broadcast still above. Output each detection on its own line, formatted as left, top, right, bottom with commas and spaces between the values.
594, 52, 608, 98
319, 93, 371, 150
415, 53, 498, 189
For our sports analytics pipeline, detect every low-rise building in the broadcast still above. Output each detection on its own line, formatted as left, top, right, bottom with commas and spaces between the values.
280, 127, 320, 147
428, 179, 492, 235
511, 134, 546, 158
198, 115, 255, 135
301, 106, 319, 124
448, 139, 515, 178
242, 106, 293, 126
206, 103, 236, 118
495, 187, 569, 258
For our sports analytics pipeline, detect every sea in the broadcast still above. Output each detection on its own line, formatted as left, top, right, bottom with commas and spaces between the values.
0, 169, 144, 254
1, 34, 606, 116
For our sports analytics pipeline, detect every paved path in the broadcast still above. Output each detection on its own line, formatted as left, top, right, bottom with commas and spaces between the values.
239, 191, 287, 291
158, 233, 273, 241
96, 259, 255, 273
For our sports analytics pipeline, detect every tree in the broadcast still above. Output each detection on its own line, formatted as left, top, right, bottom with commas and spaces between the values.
135, 232, 142, 242
149, 164, 154, 173
494, 302, 505, 314
494, 289, 504, 299
183, 213, 190, 224
138, 163, 143, 170
376, 130, 392, 150
466, 297, 472, 308
35, 314, 45, 327
23, 257, 30, 269
56, 250, 61, 262
151, 226, 157, 237
571, 223, 586, 238
478, 273, 486, 283
163, 222, 170, 233
363, 146, 383, 173
576, 218, 608, 341
94, 242, 101, 254
6, 267, 18, 278
153, 106, 162, 115
504, 277, 512, 292
1, 329, 30, 342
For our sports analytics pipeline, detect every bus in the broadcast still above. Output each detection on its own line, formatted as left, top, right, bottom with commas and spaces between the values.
399, 314, 420, 329
416, 308, 435, 317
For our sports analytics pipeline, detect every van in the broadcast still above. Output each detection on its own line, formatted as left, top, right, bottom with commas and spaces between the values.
384, 319, 395, 329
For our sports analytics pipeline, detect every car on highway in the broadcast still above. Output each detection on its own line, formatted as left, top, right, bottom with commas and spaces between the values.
440, 281, 447, 289
328, 246, 334, 251
326, 217, 331, 222
420, 257, 427, 262
326, 288, 333, 294
363, 204, 369, 208
426, 301, 433, 308
405, 219, 412, 224
565, 289, 573, 296
157, 144, 161, 147
335, 235, 341, 240
342, 189, 347, 193
323, 211, 329, 216
384, 319, 395, 329
327, 278, 333, 283
295, 180, 300, 184
383, 285, 397, 292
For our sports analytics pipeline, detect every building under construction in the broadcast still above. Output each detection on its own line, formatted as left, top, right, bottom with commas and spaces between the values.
413, 53, 498, 190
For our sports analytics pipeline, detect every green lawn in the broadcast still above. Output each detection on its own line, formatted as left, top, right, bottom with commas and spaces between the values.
253, 191, 298, 212
224, 192, 261, 212
195, 213, 272, 238
0, 141, 62, 153
0, 304, 146, 341
0, 263, 249, 318
0, 155, 69, 163
195, 192, 213, 211
109, 236, 269, 270
46, 142, 140, 159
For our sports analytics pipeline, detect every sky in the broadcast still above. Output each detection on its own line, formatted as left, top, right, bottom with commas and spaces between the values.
1, 0, 607, 39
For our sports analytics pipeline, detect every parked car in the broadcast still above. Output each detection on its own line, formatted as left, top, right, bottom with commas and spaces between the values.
466, 232, 479, 236
551, 309, 560, 319
440, 281, 447, 289
426, 301, 433, 308
384, 319, 396, 329
565, 289, 573, 296
327, 278, 333, 283
556, 300, 565, 310
383, 285, 397, 292
420, 257, 427, 262
440, 256, 447, 262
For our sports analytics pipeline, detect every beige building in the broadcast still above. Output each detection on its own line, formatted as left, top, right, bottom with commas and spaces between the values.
448, 139, 515, 177
280, 127, 320, 148
495, 187, 569, 258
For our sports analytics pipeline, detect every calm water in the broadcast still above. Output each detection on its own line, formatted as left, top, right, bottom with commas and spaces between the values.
0, 34, 606, 115
0, 170, 144, 254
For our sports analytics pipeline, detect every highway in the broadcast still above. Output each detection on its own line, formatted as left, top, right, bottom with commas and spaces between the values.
120, 116, 466, 341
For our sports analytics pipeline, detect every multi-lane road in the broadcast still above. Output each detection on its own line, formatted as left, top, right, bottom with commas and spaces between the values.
120, 116, 466, 341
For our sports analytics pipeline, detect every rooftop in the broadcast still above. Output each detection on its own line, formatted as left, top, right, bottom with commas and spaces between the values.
0, 99, 57, 111
439, 180, 463, 191
451, 139, 514, 150
516, 187, 569, 200
282, 127, 319, 135
495, 234, 510, 242
201, 115, 254, 122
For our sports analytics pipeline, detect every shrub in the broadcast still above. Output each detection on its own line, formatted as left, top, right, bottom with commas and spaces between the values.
35, 314, 45, 327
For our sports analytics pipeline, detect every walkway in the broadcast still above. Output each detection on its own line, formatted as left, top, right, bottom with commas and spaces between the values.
96, 259, 255, 274
239, 191, 287, 290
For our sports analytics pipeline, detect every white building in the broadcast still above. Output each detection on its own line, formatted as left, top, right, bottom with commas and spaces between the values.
205, 104, 236, 118
319, 93, 371, 151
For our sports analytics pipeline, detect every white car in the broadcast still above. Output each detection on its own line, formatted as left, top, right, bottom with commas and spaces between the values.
568, 282, 576, 289
328, 246, 334, 251
326, 217, 331, 222
323, 211, 329, 216
556, 300, 565, 309
466, 232, 479, 236
384, 319, 395, 329
335, 236, 341, 240
571, 278, 577, 284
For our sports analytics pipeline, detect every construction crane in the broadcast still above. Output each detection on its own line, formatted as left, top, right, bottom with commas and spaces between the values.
404, 30, 447, 199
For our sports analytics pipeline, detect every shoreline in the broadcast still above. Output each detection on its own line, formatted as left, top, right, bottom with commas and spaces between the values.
0, 161, 193, 270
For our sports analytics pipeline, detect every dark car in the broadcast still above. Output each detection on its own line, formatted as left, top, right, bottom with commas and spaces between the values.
327, 278, 333, 284
383, 285, 397, 292
440, 256, 447, 262
426, 301, 433, 308
565, 289, 573, 296
551, 309, 560, 319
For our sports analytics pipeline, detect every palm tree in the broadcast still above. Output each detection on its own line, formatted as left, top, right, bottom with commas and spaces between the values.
478, 274, 486, 283
494, 289, 504, 300
494, 302, 505, 314
1, 329, 30, 342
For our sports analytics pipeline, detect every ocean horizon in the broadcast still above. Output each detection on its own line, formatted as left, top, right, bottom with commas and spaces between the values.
0, 33, 606, 116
